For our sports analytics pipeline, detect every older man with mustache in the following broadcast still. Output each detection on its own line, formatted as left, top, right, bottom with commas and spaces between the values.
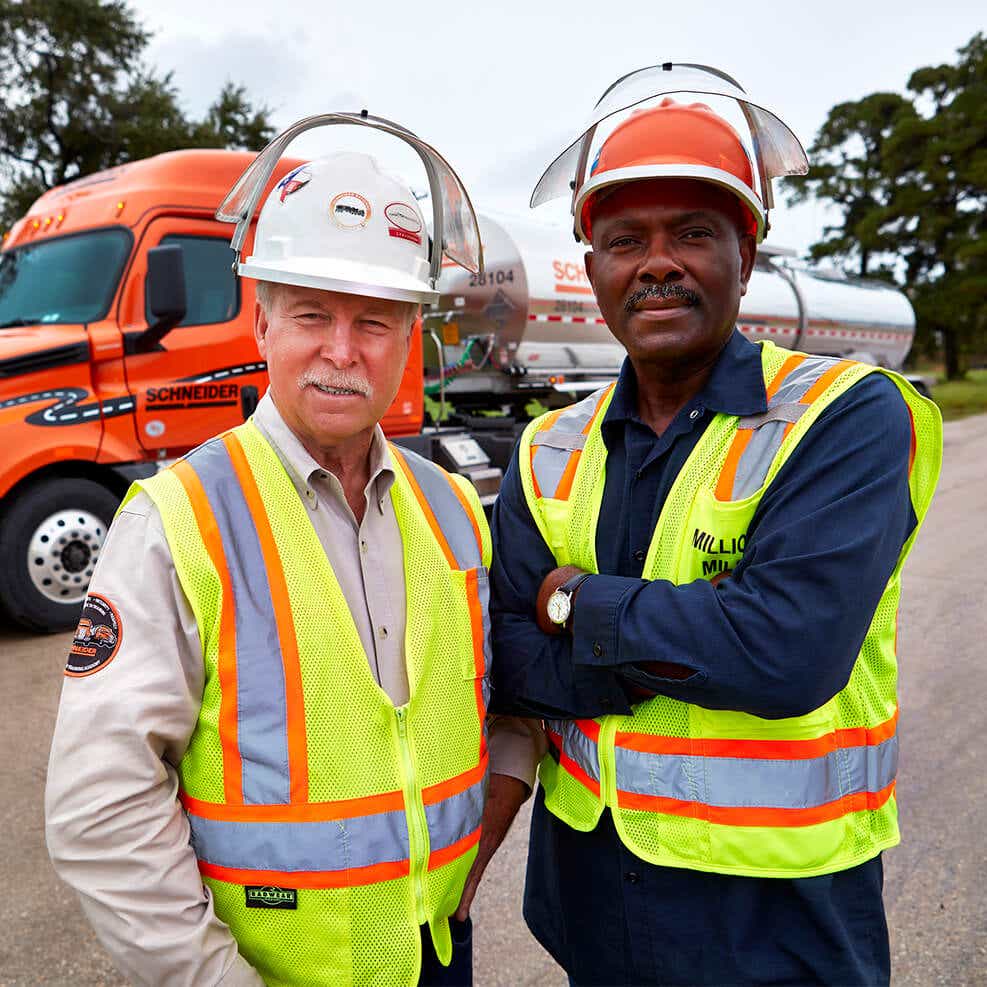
46, 122, 542, 987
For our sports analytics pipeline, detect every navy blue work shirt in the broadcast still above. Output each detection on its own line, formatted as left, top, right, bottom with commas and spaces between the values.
489, 330, 916, 985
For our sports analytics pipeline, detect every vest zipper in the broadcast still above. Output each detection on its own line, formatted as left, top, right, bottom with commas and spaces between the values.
598, 716, 619, 808
394, 704, 429, 924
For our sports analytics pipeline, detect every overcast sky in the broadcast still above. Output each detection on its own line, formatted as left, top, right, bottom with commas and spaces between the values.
139, 0, 984, 257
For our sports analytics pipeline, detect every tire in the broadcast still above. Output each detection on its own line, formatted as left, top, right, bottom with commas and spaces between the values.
0, 477, 121, 633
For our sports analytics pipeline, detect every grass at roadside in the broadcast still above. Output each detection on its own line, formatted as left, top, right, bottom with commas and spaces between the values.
931, 369, 987, 421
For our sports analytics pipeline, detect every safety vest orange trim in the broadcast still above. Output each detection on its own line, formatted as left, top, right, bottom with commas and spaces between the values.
613, 710, 898, 760
428, 827, 482, 870
179, 755, 489, 823
465, 568, 489, 759
222, 431, 310, 803
198, 858, 411, 889
546, 726, 601, 798
391, 448, 458, 568
616, 780, 896, 827
715, 354, 806, 501
173, 458, 243, 805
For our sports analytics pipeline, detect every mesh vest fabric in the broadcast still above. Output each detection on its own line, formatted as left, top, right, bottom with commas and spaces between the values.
519, 341, 942, 878
129, 422, 490, 986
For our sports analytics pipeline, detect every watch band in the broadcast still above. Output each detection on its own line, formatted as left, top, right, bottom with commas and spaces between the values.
560, 572, 591, 629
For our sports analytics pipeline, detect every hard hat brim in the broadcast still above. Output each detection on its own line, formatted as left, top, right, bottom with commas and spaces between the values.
573, 163, 766, 244
239, 256, 438, 305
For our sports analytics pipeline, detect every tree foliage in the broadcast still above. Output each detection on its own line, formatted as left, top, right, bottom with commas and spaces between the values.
0, 0, 275, 229
784, 33, 987, 378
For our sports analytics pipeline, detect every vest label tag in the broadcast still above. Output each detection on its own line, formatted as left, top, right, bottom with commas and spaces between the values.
244, 886, 297, 909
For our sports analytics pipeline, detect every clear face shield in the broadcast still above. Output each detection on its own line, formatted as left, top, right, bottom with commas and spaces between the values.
530, 63, 809, 233
216, 111, 484, 284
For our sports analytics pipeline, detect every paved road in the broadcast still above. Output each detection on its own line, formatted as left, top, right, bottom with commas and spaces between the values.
1, 415, 984, 986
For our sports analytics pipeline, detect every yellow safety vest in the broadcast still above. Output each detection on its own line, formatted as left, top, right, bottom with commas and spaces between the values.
518, 341, 941, 879
128, 421, 491, 986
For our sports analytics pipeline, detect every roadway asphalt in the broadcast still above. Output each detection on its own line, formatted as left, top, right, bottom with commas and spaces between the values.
0, 414, 984, 987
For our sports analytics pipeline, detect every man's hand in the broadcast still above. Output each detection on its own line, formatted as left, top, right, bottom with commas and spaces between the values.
454, 773, 529, 921
535, 565, 588, 635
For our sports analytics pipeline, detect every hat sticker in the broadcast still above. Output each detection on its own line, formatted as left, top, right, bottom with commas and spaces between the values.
384, 202, 423, 245
65, 593, 122, 677
277, 164, 312, 203
330, 192, 371, 230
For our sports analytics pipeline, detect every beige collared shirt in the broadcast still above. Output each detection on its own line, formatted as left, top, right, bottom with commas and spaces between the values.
45, 392, 544, 987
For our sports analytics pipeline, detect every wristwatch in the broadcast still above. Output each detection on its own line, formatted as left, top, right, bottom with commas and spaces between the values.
546, 573, 591, 630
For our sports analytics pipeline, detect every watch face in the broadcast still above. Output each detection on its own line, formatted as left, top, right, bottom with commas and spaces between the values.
547, 589, 571, 625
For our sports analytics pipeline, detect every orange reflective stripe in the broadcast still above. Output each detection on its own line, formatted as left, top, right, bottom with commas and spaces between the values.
198, 858, 410, 889
800, 359, 854, 405
715, 354, 809, 501
392, 447, 458, 569
715, 427, 755, 501
422, 757, 489, 806
554, 384, 617, 500
766, 354, 807, 400
465, 568, 488, 758
173, 459, 242, 805
576, 718, 601, 742
529, 405, 568, 499
907, 403, 916, 474
180, 788, 405, 823
223, 432, 309, 803
617, 780, 896, 827
428, 826, 482, 870
614, 709, 898, 760
547, 726, 601, 797
445, 473, 483, 560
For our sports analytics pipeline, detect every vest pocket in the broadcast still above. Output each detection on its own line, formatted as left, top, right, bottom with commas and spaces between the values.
453, 566, 491, 712
674, 486, 759, 584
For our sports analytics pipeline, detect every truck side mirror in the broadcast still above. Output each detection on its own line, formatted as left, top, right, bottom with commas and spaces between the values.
130, 244, 187, 353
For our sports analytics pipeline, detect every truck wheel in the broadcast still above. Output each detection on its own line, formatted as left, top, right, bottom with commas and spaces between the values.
0, 478, 120, 633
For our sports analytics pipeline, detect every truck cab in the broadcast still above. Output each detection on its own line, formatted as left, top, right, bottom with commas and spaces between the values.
0, 150, 425, 631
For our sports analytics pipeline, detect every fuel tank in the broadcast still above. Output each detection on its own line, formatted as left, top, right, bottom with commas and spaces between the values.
427, 214, 916, 403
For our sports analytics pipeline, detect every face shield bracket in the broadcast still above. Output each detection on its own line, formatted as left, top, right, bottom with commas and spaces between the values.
532, 63, 808, 241
216, 111, 483, 284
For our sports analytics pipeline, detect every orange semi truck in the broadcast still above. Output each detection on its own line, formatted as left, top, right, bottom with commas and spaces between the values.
0, 149, 923, 632
0, 150, 453, 631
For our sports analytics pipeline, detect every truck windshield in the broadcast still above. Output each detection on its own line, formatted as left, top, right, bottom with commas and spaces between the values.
0, 228, 132, 328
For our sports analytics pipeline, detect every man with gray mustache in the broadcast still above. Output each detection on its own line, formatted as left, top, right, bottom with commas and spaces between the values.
46, 131, 543, 986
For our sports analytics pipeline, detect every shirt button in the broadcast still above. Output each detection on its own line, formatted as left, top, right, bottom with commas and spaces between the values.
360, 539, 368, 554
593, 642, 605, 657
378, 626, 388, 640
689, 408, 702, 420
633, 549, 645, 562
624, 871, 640, 884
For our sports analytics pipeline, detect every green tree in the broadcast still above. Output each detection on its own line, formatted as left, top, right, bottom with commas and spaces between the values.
783, 92, 918, 279
0, 0, 274, 230
886, 33, 987, 378
786, 33, 987, 379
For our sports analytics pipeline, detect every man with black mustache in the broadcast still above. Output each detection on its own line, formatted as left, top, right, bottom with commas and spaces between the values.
489, 79, 940, 985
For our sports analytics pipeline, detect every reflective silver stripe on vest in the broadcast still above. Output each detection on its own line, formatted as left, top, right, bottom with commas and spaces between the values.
530, 388, 608, 499
548, 719, 601, 783
187, 808, 410, 873
729, 356, 842, 500
425, 774, 486, 853
185, 438, 290, 805
396, 447, 482, 571
610, 734, 897, 810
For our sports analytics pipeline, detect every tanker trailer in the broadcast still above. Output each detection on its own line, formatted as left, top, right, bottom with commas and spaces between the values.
424, 214, 924, 429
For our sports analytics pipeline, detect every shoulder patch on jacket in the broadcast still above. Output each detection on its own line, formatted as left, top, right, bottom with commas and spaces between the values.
65, 594, 122, 677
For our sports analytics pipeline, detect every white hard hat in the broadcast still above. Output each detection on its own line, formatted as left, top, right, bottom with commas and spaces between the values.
239, 152, 435, 304
217, 111, 483, 305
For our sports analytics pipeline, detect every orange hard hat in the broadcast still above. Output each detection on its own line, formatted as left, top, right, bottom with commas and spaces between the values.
576, 98, 764, 242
